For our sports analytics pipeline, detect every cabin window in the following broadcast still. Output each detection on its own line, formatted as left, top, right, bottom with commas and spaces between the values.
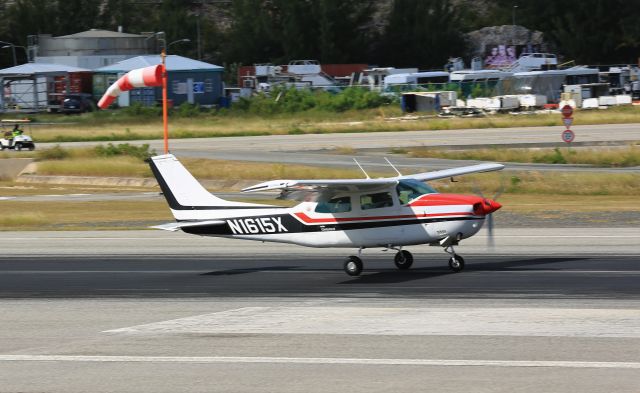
360, 192, 394, 210
396, 179, 438, 204
315, 196, 352, 213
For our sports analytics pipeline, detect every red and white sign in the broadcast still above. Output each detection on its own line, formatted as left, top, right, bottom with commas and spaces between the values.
98, 65, 164, 109
562, 129, 575, 143
561, 104, 574, 118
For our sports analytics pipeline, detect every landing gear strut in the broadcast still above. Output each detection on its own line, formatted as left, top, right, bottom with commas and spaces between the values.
444, 245, 465, 272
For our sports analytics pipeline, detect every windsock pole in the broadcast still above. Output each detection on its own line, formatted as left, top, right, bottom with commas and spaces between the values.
161, 49, 169, 154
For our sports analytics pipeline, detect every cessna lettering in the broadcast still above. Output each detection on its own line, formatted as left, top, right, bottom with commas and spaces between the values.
227, 217, 288, 234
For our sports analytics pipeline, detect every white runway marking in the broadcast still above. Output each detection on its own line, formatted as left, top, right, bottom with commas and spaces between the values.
106, 306, 640, 338
0, 196, 16, 200
0, 355, 638, 369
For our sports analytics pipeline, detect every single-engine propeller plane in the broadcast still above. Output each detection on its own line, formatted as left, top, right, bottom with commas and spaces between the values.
150, 154, 503, 276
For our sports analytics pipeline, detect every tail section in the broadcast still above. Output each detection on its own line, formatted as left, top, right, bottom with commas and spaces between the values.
149, 154, 271, 219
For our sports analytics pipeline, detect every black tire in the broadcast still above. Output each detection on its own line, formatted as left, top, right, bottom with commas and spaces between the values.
344, 256, 363, 276
448, 254, 465, 272
0, 143, 5, 151
394, 250, 413, 270
14, 143, 22, 151
28, 145, 35, 151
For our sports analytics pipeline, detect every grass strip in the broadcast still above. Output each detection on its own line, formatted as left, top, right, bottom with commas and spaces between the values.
406, 146, 640, 167
21, 105, 640, 144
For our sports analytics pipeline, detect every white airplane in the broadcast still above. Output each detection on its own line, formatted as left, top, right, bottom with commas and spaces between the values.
150, 154, 503, 276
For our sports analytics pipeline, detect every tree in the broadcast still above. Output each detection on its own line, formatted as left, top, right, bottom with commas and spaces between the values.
55, 0, 100, 35
225, 0, 282, 64
99, 0, 150, 33
380, 0, 466, 68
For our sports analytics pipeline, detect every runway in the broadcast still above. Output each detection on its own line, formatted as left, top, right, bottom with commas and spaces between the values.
1, 254, 639, 299
1, 230, 639, 392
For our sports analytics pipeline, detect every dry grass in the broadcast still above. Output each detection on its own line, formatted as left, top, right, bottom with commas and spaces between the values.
0, 181, 152, 196
36, 157, 152, 177
0, 212, 48, 227
409, 145, 640, 167
0, 200, 172, 231
26, 105, 640, 143
430, 171, 640, 196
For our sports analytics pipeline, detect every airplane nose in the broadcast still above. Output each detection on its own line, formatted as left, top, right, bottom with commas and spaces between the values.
473, 198, 502, 215
483, 198, 502, 214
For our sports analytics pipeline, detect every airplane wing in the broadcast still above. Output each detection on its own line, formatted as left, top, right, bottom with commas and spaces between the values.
400, 163, 504, 182
151, 220, 226, 232
242, 178, 397, 193
241, 163, 504, 200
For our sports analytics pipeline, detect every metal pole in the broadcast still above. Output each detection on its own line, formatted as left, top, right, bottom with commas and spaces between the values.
512, 5, 518, 27
10, 45, 17, 66
162, 48, 169, 154
197, 14, 202, 60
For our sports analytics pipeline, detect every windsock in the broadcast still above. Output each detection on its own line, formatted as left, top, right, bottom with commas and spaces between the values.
98, 65, 164, 109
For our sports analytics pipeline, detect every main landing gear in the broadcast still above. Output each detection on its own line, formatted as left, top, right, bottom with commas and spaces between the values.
343, 247, 414, 277
342, 246, 465, 276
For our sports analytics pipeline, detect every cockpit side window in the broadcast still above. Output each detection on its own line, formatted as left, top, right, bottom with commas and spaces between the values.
360, 192, 394, 210
315, 196, 352, 213
396, 179, 438, 204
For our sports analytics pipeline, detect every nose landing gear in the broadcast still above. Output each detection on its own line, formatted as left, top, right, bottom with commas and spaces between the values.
444, 245, 465, 272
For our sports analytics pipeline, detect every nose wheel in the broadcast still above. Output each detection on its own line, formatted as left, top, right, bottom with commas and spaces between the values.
448, 254, 465, 272
444, 245, 465, 272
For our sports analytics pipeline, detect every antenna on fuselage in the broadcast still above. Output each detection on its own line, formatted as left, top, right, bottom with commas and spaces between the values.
384, 157, 403, 177
353, 158, 370, 179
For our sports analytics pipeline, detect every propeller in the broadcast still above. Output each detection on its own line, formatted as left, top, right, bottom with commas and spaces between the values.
472, 178, 505, 250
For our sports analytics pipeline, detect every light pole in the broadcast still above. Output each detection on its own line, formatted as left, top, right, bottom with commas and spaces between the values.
0, 41, 17, 66
512, 5, 518, 27
167, 38, 191, 53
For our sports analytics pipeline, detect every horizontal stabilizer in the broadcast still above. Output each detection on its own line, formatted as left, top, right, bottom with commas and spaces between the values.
151, 220, 226, 232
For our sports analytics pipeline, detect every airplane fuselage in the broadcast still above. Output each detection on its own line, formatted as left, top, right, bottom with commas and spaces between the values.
177, 193, 489, 248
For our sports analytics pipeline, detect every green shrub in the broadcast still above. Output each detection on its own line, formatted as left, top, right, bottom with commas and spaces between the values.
233, 87, 393, 115
36, 145, 69, 160
174, 102, 205, 118
121, 102, 161, 117
93, 143, 155, 161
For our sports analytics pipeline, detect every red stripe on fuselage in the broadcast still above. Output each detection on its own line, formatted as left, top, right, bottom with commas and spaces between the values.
294, 211, 474, 224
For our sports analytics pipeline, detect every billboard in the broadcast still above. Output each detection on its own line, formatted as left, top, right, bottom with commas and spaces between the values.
484, 44, 541, 68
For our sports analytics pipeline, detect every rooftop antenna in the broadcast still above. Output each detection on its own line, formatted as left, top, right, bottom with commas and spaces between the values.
353, 158, 370, 179
384, 157, 403, 176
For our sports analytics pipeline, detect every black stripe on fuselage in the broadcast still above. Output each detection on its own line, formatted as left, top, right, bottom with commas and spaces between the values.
180, 213, 481, 236
148, 158, 283, 211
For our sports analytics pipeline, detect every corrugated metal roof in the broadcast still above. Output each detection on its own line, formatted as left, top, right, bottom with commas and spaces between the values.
95, 55, 223, 73
0, 62, 91, 76
57, 29, 146, 39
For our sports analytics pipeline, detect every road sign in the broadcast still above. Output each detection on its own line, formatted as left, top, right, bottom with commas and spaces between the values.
561, 104, 574, 118
563, 117, 573, 128
562, 129, 575, 143
193, 82, 205, 94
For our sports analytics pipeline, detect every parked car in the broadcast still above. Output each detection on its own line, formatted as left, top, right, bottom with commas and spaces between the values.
61, 93, 96, 114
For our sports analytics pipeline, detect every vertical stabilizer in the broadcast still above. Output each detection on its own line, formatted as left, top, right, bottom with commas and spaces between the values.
149, 154, 269, 211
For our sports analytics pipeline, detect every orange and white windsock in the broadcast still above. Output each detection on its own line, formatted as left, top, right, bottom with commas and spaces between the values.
98, 65, 164, 109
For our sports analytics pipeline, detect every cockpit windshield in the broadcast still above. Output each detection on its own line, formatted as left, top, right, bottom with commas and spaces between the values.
396, 179, 438, 204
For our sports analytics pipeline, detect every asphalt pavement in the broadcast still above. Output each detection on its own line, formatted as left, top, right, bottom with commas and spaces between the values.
1, 229, 639, 392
